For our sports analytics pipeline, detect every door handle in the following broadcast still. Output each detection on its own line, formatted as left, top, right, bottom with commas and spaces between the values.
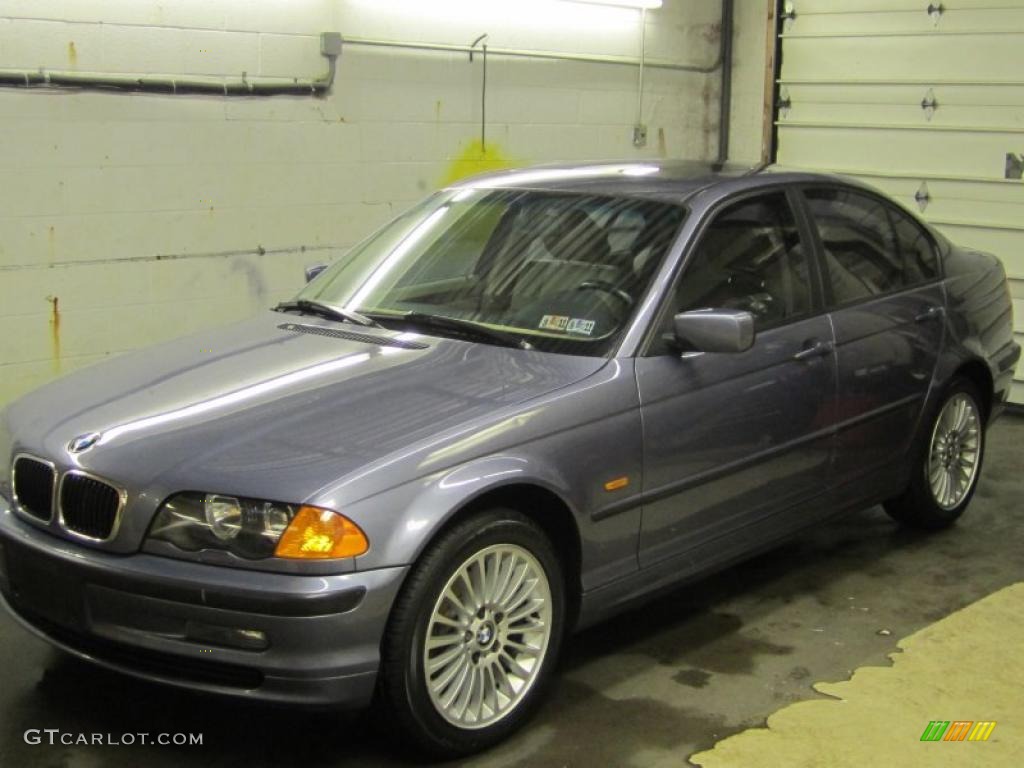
915, 305, 945, 323
793, 340, 834, 362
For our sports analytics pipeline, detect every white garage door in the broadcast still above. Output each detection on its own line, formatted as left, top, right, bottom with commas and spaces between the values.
774, 0, 1024, 404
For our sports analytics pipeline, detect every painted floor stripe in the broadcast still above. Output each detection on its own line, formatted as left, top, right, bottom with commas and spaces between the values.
691, 583, 1022, 767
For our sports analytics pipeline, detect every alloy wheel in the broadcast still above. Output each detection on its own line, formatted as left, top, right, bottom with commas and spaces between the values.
927, 392, 981, 510
422, 543, 553, 729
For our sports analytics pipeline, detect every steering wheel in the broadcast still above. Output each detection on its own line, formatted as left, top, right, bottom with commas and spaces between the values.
576, 280, 634, 307
726, 266, 766, 291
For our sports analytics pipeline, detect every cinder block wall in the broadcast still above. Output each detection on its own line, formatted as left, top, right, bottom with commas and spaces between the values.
0, 0, 742, 405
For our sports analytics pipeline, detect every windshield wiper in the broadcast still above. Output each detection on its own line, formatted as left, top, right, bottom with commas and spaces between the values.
274, 299, 381, 328
378, 312, 532, 350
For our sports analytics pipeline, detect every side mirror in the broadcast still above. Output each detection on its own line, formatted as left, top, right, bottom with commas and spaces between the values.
304, 263, 327, 283
672, 308, 755, 354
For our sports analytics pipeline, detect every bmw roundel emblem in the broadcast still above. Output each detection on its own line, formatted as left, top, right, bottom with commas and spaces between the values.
68, 432, 101, 453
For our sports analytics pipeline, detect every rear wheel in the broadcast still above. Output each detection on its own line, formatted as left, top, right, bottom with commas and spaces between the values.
884, 377, 985, 529
377, 508, 564, 758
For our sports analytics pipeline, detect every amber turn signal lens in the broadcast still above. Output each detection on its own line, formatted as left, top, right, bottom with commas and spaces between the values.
274, 506, 369, 559
603, 476, 630, 491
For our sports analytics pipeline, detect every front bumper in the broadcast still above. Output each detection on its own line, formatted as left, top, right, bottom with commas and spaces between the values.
0, 500, 407, 707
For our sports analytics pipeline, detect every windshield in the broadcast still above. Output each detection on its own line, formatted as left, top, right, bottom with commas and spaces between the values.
296, 188, 686, 356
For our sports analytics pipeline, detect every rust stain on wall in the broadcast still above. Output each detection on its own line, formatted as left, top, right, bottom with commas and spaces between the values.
701, 80, 715, 160
68, 41, 78, 67
702, 22, 722, 45
47, 296, 61, 374
657, 127, 667, 158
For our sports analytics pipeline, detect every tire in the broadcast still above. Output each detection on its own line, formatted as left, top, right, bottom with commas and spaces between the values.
376, 508, 565, 758
884, 377, 986, 530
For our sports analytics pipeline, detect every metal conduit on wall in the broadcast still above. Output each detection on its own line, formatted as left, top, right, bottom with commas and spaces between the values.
0, 4, 735, 164
0, 32, 342, 96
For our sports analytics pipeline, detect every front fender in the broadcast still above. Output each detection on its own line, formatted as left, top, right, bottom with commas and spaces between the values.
349, 454, 583, 572
311, 359, 645, 594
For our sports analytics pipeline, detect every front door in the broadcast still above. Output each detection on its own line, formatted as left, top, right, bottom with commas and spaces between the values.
636, 190, 837, 572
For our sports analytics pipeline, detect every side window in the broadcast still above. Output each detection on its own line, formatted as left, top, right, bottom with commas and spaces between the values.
804, 187, 935, 305
888, 204, 939, 284
661, 192, 812, 342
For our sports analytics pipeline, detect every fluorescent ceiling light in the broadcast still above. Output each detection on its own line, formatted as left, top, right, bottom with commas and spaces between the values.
562, 0, 663, 8
350, 1, 642, 29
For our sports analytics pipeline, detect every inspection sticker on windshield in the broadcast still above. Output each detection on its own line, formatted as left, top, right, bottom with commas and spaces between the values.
567, 318, 595, 336
539, 315, 569, 332
539, 315, 595, 335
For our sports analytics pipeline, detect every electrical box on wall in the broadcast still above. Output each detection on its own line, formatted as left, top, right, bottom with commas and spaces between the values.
632, 124, 648, 147
321, 32, 343, 57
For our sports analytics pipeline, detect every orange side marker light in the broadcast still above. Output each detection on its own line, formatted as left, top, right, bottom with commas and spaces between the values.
604, 476, 630, 492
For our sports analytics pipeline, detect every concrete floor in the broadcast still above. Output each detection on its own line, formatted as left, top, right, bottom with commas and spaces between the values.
1, 416, 1021, 767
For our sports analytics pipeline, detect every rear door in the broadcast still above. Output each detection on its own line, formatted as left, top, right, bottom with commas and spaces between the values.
799, 185, 945, 495
636, 189, 837, 572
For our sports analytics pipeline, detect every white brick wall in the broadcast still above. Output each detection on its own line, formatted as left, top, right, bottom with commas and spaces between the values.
0, 0, 757, 406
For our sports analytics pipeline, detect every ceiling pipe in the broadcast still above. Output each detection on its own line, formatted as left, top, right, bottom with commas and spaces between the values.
633, 7, 648, 147
469, 33, 490, 150
716, 0, 735, 165
0, 32, 342, 97
343, 36, 723, 74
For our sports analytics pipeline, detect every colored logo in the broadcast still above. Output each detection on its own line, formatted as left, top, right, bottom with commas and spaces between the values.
67, 432, 101, 453
920, 721, 996, 742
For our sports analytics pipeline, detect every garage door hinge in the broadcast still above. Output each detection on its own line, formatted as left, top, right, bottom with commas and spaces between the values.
778, 86, 792, 117
781, 1, 796, 31
927, 3, 944, 25
915, 182, 931, 212
921, 89, 938, 120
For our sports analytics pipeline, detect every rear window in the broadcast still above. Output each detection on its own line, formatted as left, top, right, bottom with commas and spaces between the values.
804, 187, 938, 306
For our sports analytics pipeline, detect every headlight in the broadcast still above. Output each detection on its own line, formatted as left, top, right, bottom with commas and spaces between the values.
205, 494, 244, 540
147, 492, 369, 560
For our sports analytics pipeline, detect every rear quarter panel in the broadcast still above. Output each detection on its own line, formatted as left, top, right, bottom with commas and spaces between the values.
938, 244, 1020, 413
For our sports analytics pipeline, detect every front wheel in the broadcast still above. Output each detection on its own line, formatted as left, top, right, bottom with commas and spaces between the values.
884, 377, 986, 529
376, 509, 565, 758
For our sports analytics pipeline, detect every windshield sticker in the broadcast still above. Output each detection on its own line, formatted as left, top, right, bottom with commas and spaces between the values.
567, 318, 596, 336
539, 315, 570, 332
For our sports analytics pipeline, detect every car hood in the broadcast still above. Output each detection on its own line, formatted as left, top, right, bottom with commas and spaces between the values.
5, 312, 606, 504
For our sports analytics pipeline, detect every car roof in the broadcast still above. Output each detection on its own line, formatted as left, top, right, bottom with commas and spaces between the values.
445, 160, 848, 204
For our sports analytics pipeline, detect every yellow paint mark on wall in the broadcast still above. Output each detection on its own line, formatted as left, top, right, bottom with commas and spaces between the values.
68, 41, 77, 67
439, 140, 518, 187
47, 296, 61, 374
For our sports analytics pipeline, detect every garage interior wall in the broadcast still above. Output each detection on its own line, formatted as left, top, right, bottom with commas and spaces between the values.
0, 0, 771, 406
728, 0, 772, 165
774, 0, 1024, 403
